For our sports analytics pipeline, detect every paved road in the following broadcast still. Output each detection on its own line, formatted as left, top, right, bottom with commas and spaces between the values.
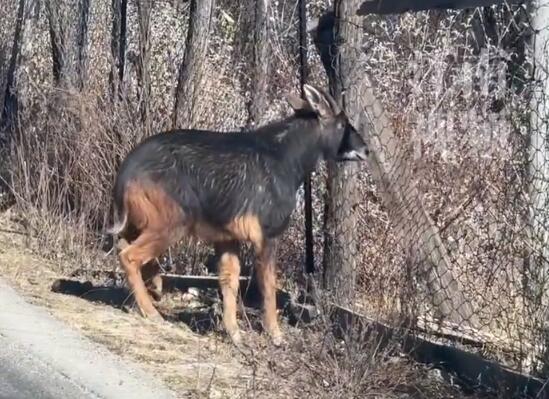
0, 335, 95, 399
0, 278, 176, 399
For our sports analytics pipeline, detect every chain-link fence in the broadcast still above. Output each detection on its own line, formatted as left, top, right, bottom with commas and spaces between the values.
303, 2, 549, 377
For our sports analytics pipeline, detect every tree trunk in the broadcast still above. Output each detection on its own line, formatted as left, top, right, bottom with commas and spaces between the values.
172, 0, 215, 129
45, 0, 66, 85
246, 0, 270, 127
45, 0, 90, 89
108, 0, 128, 168
109, 0, 128, 97
321, 0, 362, 306
75, 0, 90, 90
0, 0, 29, 135
136, 0, 152, 129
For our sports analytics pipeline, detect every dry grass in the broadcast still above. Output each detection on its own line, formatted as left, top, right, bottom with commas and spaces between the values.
0, 216, 247, 398
0, 210, 490, 399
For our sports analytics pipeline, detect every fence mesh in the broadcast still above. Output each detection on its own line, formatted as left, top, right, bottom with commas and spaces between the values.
305, 3, 549, 375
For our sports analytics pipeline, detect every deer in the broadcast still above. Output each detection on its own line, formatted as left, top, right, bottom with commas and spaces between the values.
107, 84, 369, 346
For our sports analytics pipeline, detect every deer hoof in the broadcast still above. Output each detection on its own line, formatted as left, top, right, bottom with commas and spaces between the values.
148, 312, 165, 323
229, 330, 243, 346
140, 307, 164, 323
271, 332, 285, 347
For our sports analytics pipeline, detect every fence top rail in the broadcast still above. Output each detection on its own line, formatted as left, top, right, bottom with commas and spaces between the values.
356, 0, 525, 15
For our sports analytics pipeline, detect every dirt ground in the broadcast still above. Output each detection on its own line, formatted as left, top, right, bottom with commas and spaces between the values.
0, 212, 491, 399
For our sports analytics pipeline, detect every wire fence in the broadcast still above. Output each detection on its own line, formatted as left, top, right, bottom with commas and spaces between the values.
305, 2, 549, 376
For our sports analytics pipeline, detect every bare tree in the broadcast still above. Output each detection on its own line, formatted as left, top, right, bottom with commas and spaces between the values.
76, 0, 90, 90
136, 0, 153, 128
1, 0, 30, 134
109, 0, 128, 97
45, 0, 66, 85
247, 0, 270, 126
321, 0, 362, 305
173, 0, 215, 129
45, 0, 90, 89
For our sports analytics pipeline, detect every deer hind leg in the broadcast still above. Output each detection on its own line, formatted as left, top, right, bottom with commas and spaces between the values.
118, 235, 163, 302
119, 230, 169, 321
142, 261, 163, 302
215, 241, 242, 345
256, 239, 283, 346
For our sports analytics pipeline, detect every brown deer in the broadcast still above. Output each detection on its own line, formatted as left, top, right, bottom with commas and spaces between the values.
108, 85, 368, 346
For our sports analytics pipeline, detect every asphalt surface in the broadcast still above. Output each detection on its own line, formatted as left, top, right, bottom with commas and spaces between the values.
0, 278, 176, 399
0, 335, 94, 399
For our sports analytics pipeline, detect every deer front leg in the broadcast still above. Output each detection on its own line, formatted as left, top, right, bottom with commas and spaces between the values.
256, 239, 283, 346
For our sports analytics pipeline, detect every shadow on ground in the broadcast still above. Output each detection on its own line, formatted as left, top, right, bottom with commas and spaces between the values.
50, 274, 298, 336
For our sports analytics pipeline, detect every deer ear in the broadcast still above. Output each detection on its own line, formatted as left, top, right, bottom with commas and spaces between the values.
287, 92, 310, 112
303, 84, 335, 119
